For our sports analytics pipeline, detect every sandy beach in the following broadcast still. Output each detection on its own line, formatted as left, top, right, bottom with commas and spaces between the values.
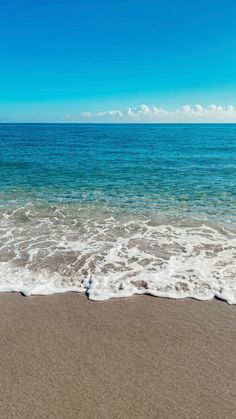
0, 293, 235, 418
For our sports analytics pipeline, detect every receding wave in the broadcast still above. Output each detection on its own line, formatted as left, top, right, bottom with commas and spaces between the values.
0, 204, 235, 304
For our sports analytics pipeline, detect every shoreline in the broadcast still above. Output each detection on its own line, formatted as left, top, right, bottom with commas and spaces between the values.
0, 293, 235, 418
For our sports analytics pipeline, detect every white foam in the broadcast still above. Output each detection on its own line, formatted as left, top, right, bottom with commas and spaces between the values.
0, 206, 235, 304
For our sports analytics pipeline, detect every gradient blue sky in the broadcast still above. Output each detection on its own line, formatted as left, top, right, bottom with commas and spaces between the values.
1, 0, 236, 122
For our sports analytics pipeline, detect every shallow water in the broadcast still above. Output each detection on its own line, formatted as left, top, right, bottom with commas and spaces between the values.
0, 124, 235, 302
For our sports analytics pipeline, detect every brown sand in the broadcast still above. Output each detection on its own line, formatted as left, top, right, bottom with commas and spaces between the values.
0, 293, 235, 419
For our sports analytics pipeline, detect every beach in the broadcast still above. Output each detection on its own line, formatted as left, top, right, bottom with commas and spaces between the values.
0, 124, 236, 417
1, 0, 236, 417
0, 293, 235, 418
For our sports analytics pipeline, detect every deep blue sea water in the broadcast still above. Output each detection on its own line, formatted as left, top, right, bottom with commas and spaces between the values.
0, 124, 235, 302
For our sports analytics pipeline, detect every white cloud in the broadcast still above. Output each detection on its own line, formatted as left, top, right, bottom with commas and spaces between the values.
96, 110, 123, 117
123, 104, 168, 117
179, 104, 235, 117
81, 104, 236, 122
81, 111, 92, 118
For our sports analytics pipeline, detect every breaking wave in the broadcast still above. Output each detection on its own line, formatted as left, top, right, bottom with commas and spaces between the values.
0, 204, 235, 304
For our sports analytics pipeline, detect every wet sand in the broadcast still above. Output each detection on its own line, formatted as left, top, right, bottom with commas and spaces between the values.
0, 293, 235, 418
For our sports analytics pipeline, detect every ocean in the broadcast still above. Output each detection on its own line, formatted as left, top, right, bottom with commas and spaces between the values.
0, 123, 235, 303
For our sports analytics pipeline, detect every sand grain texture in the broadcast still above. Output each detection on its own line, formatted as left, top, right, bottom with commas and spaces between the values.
0, 293, 235, 418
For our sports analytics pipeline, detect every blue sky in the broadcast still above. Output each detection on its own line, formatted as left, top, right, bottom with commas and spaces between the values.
1, 0, 236, 122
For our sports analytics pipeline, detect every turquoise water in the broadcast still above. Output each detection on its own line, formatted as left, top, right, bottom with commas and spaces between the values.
1, 123, 236, 221
0, 124, 235, 302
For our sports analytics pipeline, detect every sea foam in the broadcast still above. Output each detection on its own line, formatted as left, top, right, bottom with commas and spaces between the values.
0, 205, 235, 304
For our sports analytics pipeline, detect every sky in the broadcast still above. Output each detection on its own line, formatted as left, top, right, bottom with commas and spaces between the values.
1, 0, 236, 122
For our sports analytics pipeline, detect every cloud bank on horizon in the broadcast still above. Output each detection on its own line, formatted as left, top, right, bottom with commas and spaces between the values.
81, 104, 236, 123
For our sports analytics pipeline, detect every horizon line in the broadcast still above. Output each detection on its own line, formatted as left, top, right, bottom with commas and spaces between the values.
1, 121, 236, 125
